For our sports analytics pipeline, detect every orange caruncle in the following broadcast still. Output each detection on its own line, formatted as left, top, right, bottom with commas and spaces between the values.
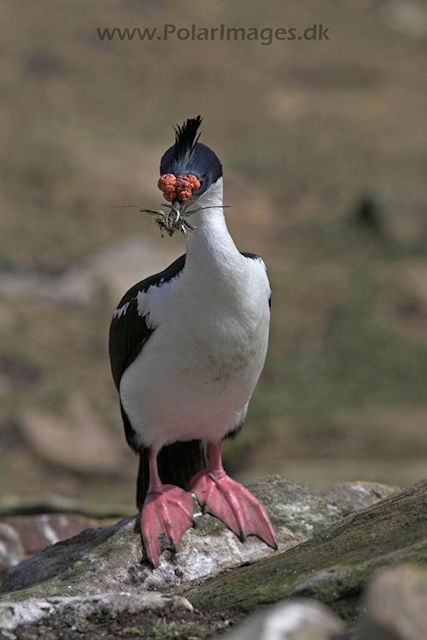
158, 173, 201, 203
158, 174, 177, 202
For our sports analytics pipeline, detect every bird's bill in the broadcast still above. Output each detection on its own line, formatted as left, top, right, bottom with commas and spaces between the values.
170, 196, 198, 218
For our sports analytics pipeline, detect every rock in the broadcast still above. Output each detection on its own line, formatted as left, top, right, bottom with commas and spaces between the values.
0, 238, 181, 309
379, 0, 427, 39
0, 524, 24, 584
222, 598, 346, 640
86, 236, 182, 305
0, 477, 395, 601
388, 260, 427, 317
0, 495, 133, 520
319, 480, 398, 514
182, 480, 427, 630
22, 49, 69, 79
17, 396, 126, 475
381, 259, 427, 345
0, 592, 192, 637
0, 353, 42, 391
0, 514, 97, 559
352, 189, 427, 247
360, 565, 427, 640
0, 270, 97, 309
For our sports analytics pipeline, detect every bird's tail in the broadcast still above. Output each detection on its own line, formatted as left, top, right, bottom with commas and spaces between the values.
136, 440, 206, 510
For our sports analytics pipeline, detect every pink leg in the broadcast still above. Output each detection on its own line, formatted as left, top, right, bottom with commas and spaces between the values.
140, 449, 194, 566
189, 442, 277, 549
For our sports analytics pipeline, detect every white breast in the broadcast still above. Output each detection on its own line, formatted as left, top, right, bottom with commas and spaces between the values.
119, 253, 270, 451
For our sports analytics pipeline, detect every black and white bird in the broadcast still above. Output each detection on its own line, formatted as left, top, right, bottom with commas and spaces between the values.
109, 116, 277, 566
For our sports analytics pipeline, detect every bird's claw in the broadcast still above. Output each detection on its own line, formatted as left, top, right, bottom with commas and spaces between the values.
140, 485, 194, 566
189, 471, 278, 550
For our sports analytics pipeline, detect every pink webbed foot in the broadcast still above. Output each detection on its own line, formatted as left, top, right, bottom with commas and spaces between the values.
141, 485, 194, 567
190, 464, 278, 550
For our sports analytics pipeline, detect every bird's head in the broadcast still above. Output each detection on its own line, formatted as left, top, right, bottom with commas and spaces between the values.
158, 116, 222, 216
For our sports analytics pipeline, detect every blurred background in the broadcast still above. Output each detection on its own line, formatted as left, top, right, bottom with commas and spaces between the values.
1, 0, 427, 517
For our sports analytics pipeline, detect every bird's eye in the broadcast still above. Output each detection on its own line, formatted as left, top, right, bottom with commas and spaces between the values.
197, 178, 205, 190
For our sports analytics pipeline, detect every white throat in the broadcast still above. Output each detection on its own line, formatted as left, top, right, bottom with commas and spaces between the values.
184, 178, 240, 269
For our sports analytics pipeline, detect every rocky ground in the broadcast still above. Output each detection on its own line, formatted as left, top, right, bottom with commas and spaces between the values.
1, 477, 426, 639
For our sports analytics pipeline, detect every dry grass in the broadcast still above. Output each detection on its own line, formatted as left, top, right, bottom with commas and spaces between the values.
1, 0, 427, 503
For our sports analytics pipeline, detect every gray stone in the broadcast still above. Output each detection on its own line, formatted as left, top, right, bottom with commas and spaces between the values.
360, 565, 427, 640
17, 396, 125, 475
0, 525, 24, 585
0, 477, 395, 601
0, 592, 192, 638
183, 480, 427, 630
0, 514, 98, 559
0, 238, 181, 309
353, 189, 427, 246
222, 599, 346, 640
378, 0, 427, 40
0, 495, 132, 520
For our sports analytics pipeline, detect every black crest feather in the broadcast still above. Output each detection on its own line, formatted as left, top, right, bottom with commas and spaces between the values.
160, 115, 222, 183
173, 116, 203, 161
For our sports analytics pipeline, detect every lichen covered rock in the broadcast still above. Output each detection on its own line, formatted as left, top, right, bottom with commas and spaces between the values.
183, 480, 427, 629
0, 477, 395, 601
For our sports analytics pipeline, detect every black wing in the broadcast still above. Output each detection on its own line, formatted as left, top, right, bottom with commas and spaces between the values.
109, 253, 186, 391
108, 252, 206, 501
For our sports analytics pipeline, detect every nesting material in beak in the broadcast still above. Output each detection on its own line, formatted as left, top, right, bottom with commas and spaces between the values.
138, 173, 203, 238
140, 202, 196, 238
